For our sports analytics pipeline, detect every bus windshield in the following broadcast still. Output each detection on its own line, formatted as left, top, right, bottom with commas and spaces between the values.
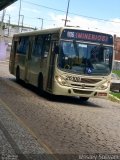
58, 40, 113, 76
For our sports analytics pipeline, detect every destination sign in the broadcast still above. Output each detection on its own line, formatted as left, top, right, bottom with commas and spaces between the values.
61, 29, 113, 45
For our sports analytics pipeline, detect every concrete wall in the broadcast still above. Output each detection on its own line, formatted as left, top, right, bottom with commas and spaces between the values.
113, 60, 120, 70
114, 37, 120, 61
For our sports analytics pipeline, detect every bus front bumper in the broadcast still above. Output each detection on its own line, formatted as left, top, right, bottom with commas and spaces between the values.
52, 81, 109, 99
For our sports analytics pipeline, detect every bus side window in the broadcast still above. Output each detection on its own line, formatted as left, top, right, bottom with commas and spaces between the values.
42, 35, 51, 58
17, 37, 29, 54
32, 36, 43, 57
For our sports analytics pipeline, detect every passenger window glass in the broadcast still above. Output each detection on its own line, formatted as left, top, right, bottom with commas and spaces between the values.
42, 35, 51, 57
17, 37, 29, 54
32, 36, 43, 57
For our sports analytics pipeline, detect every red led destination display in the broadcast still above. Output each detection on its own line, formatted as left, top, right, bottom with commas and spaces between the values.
61, 29, 113, 45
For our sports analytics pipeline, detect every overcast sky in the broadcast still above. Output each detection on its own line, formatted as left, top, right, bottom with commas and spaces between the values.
1, 0, 120, 36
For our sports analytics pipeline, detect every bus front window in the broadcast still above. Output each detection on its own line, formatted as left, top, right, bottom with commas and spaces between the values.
58, 41, 113, 75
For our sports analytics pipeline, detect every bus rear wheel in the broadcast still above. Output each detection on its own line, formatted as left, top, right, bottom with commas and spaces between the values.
16, 67, 20, 82
79, 97, 89, 102
38, 74, 43, 94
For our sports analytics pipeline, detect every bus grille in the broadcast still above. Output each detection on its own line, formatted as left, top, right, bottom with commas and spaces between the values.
80, 78, 101, 84
73, 89, 93, 95
71, 84, 94, 88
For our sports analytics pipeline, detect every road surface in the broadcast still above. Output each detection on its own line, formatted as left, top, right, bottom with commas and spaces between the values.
0, 61, 120, 160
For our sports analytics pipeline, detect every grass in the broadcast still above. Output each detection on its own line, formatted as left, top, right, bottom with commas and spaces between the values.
110, 92, 120, 99
110, 70, 120, 101
109, 92, 120, 103
112, 70, 120, 77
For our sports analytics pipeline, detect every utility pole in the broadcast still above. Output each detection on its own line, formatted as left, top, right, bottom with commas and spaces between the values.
7, 15, 11, 36
62, 19, 70, 26
20, 15, 24, 32
0, 9, 6, 38
38, 18, 43, 30
18, 0, 21, 32
0, 9, 7, 61
64, 0, 70, 26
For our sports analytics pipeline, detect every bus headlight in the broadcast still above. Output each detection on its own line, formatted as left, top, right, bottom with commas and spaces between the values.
55, 76, 67, 86
98, 81, 110, 90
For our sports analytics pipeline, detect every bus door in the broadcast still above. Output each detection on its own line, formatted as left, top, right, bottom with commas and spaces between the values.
47, 34, 59, 91
47, 41, 57, 91
38, 35, 52, 89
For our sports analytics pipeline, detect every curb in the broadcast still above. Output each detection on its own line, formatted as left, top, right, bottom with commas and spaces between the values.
109, 94, 120, 103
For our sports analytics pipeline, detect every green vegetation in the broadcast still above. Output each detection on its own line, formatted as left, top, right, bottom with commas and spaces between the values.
112, 70, 120, 77
109, 92, 120, 103
110, 92, 120, 99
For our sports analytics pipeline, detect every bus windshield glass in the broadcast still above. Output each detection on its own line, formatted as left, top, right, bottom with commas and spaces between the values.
58, 40, 113, 76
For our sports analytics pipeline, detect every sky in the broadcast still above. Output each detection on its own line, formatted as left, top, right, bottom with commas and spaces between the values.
1, 0, 120, 36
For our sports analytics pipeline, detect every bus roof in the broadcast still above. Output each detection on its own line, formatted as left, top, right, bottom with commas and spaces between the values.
13, 27, 62, 37
13, 26, 113, 38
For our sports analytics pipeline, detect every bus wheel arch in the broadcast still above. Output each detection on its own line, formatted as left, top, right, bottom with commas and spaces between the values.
79, 97, 89, 102
16, 66, 20, 82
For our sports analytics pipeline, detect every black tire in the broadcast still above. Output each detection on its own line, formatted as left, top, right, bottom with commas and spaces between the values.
38, 74, 44, 94
16, 67, 20, 82
79, 97, 89, 102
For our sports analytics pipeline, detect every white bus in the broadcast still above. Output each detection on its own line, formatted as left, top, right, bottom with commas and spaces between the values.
9, 27, 114, 101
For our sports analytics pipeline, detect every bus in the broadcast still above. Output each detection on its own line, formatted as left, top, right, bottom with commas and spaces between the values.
9, 27, 114, 101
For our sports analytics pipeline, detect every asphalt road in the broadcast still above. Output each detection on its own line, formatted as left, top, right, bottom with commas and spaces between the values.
0, 61, 120, 160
